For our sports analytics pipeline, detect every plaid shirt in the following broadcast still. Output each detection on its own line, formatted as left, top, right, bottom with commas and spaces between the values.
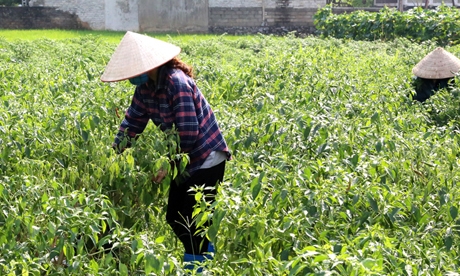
115, 66, 230, 175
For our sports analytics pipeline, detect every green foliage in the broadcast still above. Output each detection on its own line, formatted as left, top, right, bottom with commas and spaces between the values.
0, 35, 187, 275
1, 32, 460, 274
0, 0, 20, 6
314, 4, 460, 46
329, 0, 373, 8
351, 0, 373, 7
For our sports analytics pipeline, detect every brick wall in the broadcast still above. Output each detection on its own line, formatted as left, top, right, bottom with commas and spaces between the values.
208, 0, 323, 35
265, 8, 317, 26
210, 0, 324, 8
209, 7, 263, 27
210, 0, 261, 7
0, 7, 88, 30
209, 5, 319, 36
209, 7, 317, 27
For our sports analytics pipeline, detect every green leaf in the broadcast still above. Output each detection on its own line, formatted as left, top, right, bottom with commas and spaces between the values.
450, 206, 458, 220
195, 192, 203, 202
145, 253, 160, 275
89, 259, 99, 273
251, 173, 263, 200
119, 263, 128, 276
445, 236, 453, 251
371, 112, 379, 124
375, 140, 382, 153
361, 258, 377, 269
367, 194, 379, 212
207, 224, 218, 241
313, 254, 328, 263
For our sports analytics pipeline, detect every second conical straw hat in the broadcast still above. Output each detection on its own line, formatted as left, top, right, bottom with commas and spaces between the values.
412, 47, 460, 79
101, 31, 181, 82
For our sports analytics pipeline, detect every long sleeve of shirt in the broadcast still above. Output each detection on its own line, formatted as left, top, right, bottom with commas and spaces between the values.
114, 86, 150, 145
114, 66, 230, 176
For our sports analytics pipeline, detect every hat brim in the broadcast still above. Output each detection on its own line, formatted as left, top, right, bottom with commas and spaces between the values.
412, 47, 460, 79
101, 31, 181, 82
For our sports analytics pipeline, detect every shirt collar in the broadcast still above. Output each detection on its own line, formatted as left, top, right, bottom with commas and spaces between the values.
144, 65, 169, 91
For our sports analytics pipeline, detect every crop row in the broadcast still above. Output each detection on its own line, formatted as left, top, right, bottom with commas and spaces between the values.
1, 34, 460, 274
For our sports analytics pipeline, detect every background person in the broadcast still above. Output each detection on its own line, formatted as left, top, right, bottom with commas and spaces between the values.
101, 31, 231, 272
411, 47, 460, 102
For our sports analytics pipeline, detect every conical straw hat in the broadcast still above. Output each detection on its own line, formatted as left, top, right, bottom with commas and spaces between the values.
101, 31, 181, 82
412, 47, 460, 79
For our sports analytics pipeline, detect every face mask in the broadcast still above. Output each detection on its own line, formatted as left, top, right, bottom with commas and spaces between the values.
129, 73, 149, 85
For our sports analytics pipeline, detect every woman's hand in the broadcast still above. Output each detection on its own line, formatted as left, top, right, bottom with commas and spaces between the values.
152, 168, 167, 183
112, 142, 126, 154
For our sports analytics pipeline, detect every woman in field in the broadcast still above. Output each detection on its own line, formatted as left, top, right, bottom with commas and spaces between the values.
411, 47, 460, 102
101, 31, 230, 272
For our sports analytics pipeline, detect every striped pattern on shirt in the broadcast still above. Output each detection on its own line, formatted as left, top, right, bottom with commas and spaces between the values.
114, 66, 230, 176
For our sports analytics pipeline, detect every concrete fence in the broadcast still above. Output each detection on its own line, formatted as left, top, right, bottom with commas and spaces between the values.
0, 3, 385, 36
2, 0, 326, 35
208, 6, 318, 35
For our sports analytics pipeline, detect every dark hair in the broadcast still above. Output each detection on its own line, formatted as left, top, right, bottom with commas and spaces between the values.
164, 57, 194, 78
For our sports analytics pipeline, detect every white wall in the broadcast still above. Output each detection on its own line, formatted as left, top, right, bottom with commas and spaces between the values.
31, 0, 106, 30
28, 0, 325, 31
30, 0, 141, 31
138, 0, 208, 32
105, 0, 139, 31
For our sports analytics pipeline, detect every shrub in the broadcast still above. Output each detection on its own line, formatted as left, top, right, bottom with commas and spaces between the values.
314, 4, 460, 46
0, 0, 20, 6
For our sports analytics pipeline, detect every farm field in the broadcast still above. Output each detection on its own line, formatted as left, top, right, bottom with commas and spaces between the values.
1, 30, 460, 275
